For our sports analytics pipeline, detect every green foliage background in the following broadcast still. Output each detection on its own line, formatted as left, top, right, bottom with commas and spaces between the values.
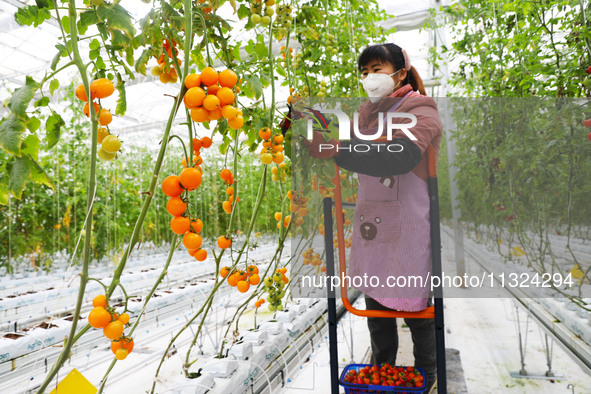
428, 1, 591, 279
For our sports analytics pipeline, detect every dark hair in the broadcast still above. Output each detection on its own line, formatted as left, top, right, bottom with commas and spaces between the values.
357, 43, 426, 96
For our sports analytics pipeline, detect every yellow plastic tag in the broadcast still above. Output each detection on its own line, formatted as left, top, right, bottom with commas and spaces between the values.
49, 368, 97, 394
569, 264, 585, 280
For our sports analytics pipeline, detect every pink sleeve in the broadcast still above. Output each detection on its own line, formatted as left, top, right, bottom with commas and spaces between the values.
390, 99, 442, 154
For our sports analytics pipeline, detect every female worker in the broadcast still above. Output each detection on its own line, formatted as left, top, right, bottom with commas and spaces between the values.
304, 43, 442, 393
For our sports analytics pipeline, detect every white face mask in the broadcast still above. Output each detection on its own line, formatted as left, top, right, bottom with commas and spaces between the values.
362, 70, 401, 103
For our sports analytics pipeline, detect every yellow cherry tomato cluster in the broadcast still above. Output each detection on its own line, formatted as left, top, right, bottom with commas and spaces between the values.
302, 248, 324, 267
87, 295, 134, 360
317, 80, 328, 98
258, 127, 284, 165
96, 127, 121, 162
271, 162, 288, 182
184, 67, 243, 129
249, 0, 274, 26
75, 79, 118, 160
263, 267, 289, 311
273, 3, 293, 41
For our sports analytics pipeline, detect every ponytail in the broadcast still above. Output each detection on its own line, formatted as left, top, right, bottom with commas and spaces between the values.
407, 66, 426, 96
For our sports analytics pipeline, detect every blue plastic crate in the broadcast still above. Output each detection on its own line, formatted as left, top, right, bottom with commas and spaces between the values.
339, 364, 427, 394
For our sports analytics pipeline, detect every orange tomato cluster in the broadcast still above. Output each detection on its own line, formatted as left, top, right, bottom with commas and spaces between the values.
273, 211, 290, 229
184, 67, 243, 129
287, 87, 302, 105
220, 264, 261, 293
196, 0, 213, 13
75, 78, 114, 126
333, 234, 353, 249
254, 298, 266, 308
87, 295, 134, 360
258, 127, 284, 165
280, 46, 293, 60
318, 184, 334, 198
289, 190, 308, 227
219, 169, 239, 214
312, 176, 334, 199
162, 137, 215, 262
151, 39, 181, 83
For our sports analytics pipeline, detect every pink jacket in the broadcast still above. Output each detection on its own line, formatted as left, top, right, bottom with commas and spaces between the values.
346, 84, 442, 311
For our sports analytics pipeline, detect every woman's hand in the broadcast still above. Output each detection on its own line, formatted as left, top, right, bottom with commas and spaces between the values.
302, 130, 340, 159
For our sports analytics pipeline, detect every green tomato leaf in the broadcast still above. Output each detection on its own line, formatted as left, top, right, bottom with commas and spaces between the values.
0, 114, 26, 155
50, 44, 66, 71
134, 48, 151, 75
232, 44, 241, 61
247, 75, 263, 99
0, 178, 9, 205
34, 97, 50, 107
27, 116, 41, 132
241, 81, 253, 99
14, 5, 51, 27
7, 156, 31, 200
109, 29, 131, 50
237, 4, 250, 19
244, 39, 255, 56
79, 10, 99, 32
259, 72, 271, 88
125, 47, 134, 68
115, 74, 127, 116
119, 56, 135, 79
35, 0, 54, 10
255, 42, 267, 58
89, 48, 100, 60
61, 15, 70, 34
49, 79, 60, 95
46, 113, 65, 149
25, 154, 53, 189
97, 21, 108, 38
131, 35, 145, 50
96, 57, 106, 70
8, 76, 40, 119
21, 134, 40, 160
89, 38, 101, 50
96, 3, 136, 37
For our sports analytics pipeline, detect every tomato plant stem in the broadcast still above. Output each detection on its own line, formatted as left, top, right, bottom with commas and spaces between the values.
36, 1, 98, 391
149, 270, 229, 394
105, 86, 185, 298
209, 166, 270, 359
96, 239, 180, 394
169, 134, 190, 169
